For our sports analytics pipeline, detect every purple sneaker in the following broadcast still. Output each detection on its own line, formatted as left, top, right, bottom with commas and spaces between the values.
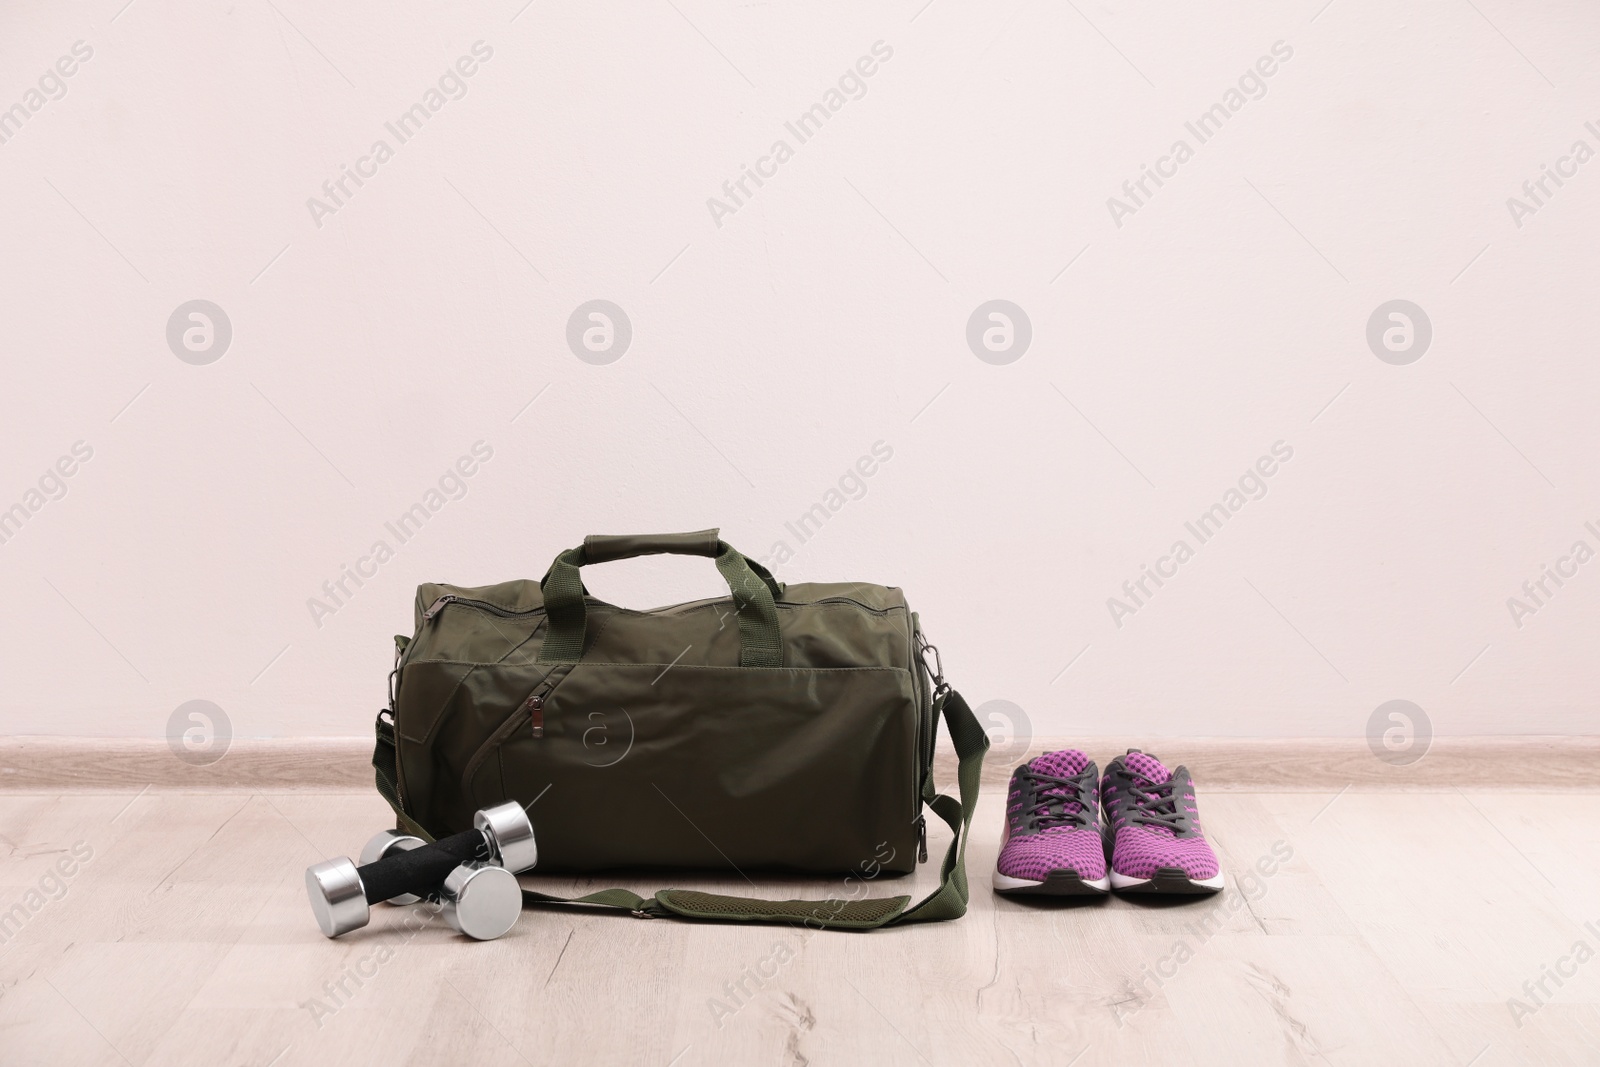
993, 750, 1109, 895
1102, 750, 1224, 894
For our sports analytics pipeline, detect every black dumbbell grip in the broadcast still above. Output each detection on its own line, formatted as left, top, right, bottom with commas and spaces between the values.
357, 828, 493, 903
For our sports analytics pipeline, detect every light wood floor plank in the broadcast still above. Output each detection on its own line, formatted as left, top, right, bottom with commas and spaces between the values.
4, 785, 1600, 1065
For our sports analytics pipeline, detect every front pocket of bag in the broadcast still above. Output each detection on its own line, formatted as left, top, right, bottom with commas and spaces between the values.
396, 660, 555, 833
460, 663, 573, 805
481, 662, 918, 875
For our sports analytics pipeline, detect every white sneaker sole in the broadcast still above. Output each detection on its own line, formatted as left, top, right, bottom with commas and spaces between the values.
1110, 869, 1226, 893
993, 870, 1111, 894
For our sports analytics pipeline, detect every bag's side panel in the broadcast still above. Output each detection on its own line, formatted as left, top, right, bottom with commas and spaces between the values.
481, 663, 919, 875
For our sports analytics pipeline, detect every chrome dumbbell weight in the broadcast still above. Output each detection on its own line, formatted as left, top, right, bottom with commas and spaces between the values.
305, 802, 537, 940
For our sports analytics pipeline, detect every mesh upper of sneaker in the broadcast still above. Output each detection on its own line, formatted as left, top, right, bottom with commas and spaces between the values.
1108, 825, 1219, 879
996, 750, 1107, 881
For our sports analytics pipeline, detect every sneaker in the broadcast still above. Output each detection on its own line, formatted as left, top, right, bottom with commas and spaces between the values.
993, 750, 1110, 895
1101, 750, 1224, 894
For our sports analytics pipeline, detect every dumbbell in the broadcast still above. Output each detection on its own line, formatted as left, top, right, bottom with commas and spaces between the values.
305, 802, 537, 941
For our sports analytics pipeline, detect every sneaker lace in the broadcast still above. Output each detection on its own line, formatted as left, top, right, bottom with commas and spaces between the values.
1019, 769, 1093, 831
1126, 777, 1185, 832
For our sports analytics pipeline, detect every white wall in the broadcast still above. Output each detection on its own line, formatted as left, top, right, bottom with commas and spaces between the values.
2, 0, 1597, 745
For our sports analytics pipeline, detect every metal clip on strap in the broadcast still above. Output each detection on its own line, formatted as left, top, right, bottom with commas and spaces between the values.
917, 633, 948, 695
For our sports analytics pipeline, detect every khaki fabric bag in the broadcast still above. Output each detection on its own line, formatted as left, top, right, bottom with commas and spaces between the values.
372, 529, 987, 929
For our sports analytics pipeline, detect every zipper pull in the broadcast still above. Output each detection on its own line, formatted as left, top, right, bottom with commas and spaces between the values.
522, 673, 561, 739
915, 814, 928, 863
423, 595, 457, 621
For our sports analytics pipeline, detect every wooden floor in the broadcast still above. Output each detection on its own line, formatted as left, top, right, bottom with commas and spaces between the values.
2, 784, 1598, 1066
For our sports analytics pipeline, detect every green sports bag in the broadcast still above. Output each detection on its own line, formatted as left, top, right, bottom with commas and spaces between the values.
371, 529, 988, 929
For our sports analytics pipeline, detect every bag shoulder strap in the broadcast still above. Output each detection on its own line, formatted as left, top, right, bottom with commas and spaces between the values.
371, 687, 989, 930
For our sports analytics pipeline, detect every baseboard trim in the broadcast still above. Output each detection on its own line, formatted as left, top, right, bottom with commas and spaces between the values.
944, 736, 1600, 791
0, 737, 373, 791
2, 735, 1596, 792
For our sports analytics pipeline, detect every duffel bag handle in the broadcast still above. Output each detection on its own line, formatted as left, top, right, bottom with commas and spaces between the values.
583, 529, 721, 564
537, 529, 785, 667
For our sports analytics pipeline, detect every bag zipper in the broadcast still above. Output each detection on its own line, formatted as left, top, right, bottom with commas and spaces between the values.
524, 676, 558, 738
457, 662, 574, 799
520, 663, 572, 740
800, 596, 895, 615
423, 594, 545, 622
426, 592, 886, 621
643, 593, 900, 619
